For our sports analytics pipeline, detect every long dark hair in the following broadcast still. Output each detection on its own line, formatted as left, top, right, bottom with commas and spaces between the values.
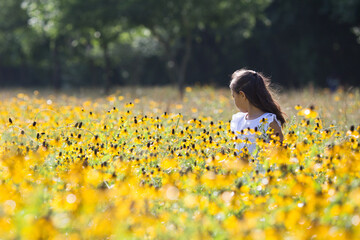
229, 68, 286, 126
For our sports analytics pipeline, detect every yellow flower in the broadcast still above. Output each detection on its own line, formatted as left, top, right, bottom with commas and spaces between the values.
260, 117, 268, 124
91, 134, 101, 144
298, 106, 318, 119
295, 104, 302, 110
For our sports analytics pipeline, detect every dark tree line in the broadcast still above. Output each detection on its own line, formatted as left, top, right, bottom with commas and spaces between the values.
0, 0, 359, 94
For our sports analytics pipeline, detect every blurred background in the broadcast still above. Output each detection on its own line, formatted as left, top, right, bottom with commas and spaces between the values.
0, 0, 359, 95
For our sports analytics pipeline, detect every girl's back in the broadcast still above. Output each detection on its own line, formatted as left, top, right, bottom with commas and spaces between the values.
231, 112, 281, 154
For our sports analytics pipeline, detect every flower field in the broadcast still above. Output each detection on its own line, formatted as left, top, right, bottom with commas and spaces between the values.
0, 87, 359, 240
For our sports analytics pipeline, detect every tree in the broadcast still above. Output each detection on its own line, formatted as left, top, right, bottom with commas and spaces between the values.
59, 0, 126, 94
122, 0, 271, 98
323, 0, 360, 43
0, 0, 35, 85
238, 0, 360, 87
22, 0, 66, 90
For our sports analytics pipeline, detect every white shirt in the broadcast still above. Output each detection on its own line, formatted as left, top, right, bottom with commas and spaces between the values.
230, 112, 281, 154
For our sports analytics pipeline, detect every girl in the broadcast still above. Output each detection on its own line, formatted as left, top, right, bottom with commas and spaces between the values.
229, 68, 285, 155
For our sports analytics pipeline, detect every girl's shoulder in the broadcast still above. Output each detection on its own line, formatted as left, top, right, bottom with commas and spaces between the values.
230, 112, 247, 131
231, 111, 247, 120
262, 112, 281, 128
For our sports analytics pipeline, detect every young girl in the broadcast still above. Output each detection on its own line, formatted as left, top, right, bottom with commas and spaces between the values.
230, 68, 285, 155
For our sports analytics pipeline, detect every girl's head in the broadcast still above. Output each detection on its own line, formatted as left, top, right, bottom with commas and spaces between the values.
229, 68, 286, 126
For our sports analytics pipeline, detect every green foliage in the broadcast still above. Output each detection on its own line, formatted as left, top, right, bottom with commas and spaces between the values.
0, 0, 33, 64
22, 0, 63, 39
0, 0, 359, 88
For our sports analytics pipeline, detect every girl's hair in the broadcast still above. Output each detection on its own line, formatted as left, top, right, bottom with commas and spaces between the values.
229, 68, 286, 126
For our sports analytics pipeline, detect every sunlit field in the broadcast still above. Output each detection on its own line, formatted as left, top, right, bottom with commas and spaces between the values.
0, 86, 359, 239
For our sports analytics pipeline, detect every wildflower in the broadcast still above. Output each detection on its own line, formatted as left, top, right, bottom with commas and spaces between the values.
106, 95, 116, 103
29, 121, 37, 129
161, 112, 169, 119
295, 104, 302, 110
298, 105, 318, 119
260, 117, 268, 124
0, 89, 358, 239
125, 102, 134, 108
92, 135, 101, 144
185, 87, 192, 92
